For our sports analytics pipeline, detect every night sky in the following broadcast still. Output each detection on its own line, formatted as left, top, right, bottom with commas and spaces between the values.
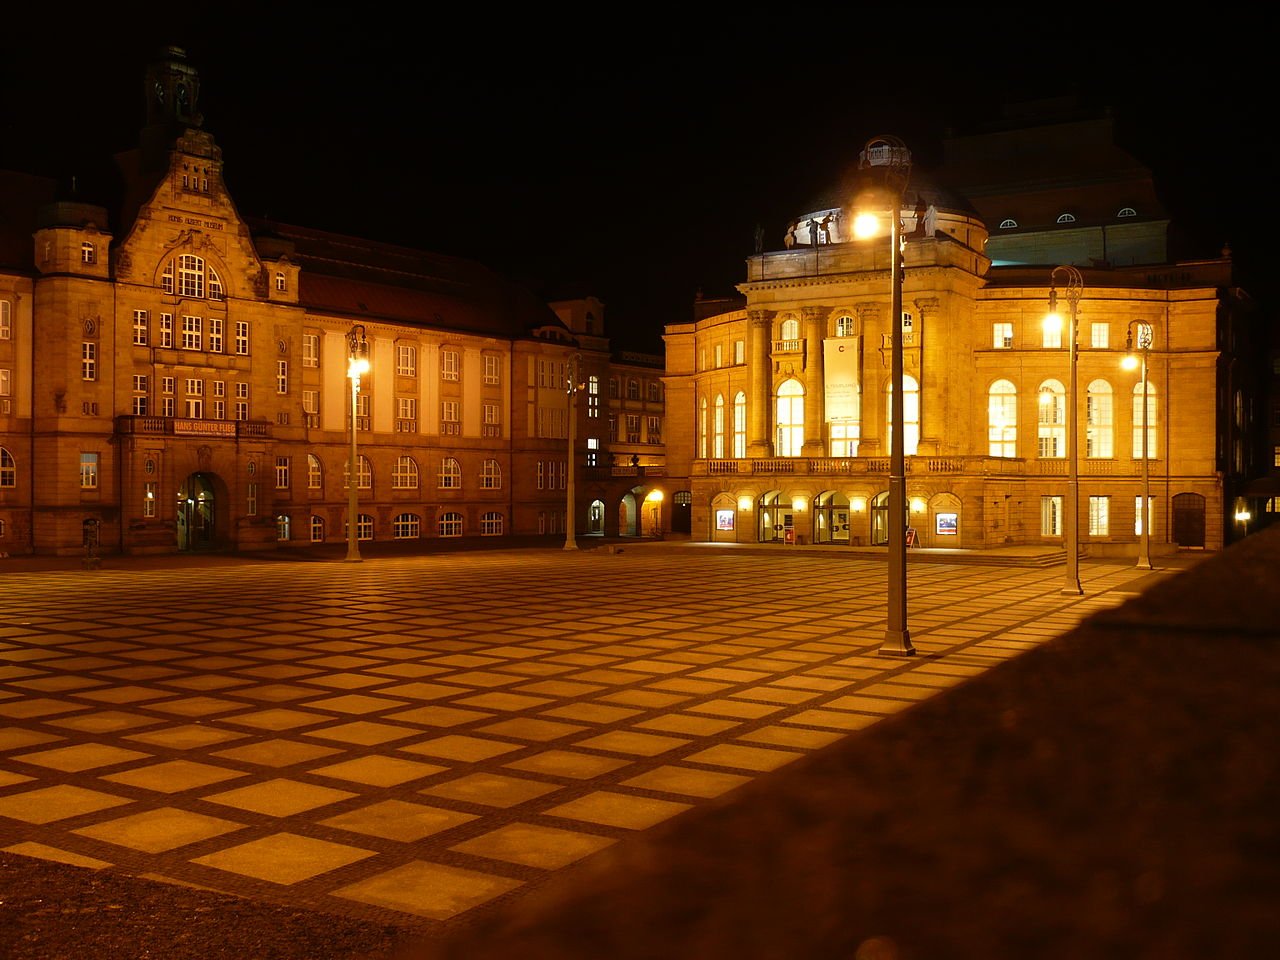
1, 15, 1272, 352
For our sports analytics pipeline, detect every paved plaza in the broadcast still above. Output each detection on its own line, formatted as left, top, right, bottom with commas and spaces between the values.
0, 545, 1170, 936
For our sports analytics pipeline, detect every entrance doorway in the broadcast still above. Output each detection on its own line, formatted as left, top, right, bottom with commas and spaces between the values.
177, 472, 218, 551
588, 500, 605, 535
814, 490, 850, 544
1172, 492, 1206, 547
758, 490, 785, 542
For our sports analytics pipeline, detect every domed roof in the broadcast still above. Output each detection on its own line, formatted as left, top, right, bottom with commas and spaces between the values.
794, 164, 980, 226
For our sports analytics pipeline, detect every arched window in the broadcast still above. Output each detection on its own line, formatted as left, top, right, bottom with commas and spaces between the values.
393, 513, 421, 539
733, 392, 747, 459
480, 459, 502, 489
713, 394, 725, 459
775, 379, 804, 457
779, 317, 800, 341
886, 375, 920, 456
1056, 213, 1077, 224
481, 511, 504, 536
1037, 379, 1066, 458
276, 515, 291, 542
835, 315, 855, 337
1086, 380, 1114, 458
439, 457, 462, 489
439, 511, 464, 537
343, 455, 372, 490
998, 218, 1018, 229
392, 455, 419, 489
307, 454, 323, 490
178, 254, 205, 298
208, 267, 224, 301
1132, 381, 1158, 458
1117, 207, 1137, 218
0, 446, 15, 487
698, 397, 708, 459
988, 380, 1017, 457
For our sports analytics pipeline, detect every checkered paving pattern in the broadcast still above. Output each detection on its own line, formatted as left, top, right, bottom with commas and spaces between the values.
0, 548, 1151, 930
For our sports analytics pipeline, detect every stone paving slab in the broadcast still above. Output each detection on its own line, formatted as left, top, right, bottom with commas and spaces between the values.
0, 548, 1168, 935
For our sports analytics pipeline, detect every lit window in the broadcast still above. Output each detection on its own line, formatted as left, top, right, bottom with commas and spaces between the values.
483, 354, 501, 385
81, 241, 95, 264
310, 515, 325, 543
1091, 323, 1109, 349
988, 380, 1017, 457
1132, 381, 1159, 458
733, 392, 746, 458
80, 452, 99, 489
144, 482, 156, 518
780, 317, 800, 340
0, 447, 15, 488
275, 456, 290, 490
885, 375, 920, 456
442, 348, 459, 381
277, 360, 288, 395
993, 323, 1013, 349
439, 511, 463, 537
276, 514, 291, 541
393, 513, 421, 539
1041, 496, 1062, 536
439, 457, 462, 489
133, 310, 149, 345
303, 333, 319, 367
81, 342, 97, 381
998, 219, 1018, 229
1037, 380, 1066, 458
713, 394, 725, 458
734, 339, 745, 363
1086, 380, 1114, 458
275, 272, 286, 292
1135, 496, 1153, 536
1117, 207, 1137, 218
397, 344, 417, 376
1088, 496, 1110, 536
307, 454, 323, 490
178, 255, 205, 298
1056, 213, 1077, 224
776, 379, 804, 457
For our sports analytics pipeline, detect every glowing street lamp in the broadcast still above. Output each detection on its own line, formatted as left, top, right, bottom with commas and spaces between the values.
1122, 320, 1155, 570
345, 324, 370, 563
1045, 266, 1083, 595
857, 134, 915, 658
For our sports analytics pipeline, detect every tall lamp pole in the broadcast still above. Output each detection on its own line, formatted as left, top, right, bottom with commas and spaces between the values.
564, 353, 582, 551
857, 135, 914, 658
1123, 320, 1154, 570
1048, 266, 1083, 595
345, 325, 370, 563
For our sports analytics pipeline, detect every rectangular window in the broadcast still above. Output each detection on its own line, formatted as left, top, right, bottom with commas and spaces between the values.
441, 400, 459, 434
626, 414, 641, 443
397, 344, 417, 376
1135, 496, 1153, 536
734, 339, 745, 364
303, 333, 319, 367
1088, 496, 1110, 536
396, 396, 418, 433
159, 313, 173, 348
184, 378, 203, 418
181, 315, 202, 351
212, 380, 225, 398
213, 400, 225, 419
1043, 323, 1062, 349
162, 397, 175, 417
247, 482, 257, 517
1091, 323, 1109, 349
80, 452, 99, 489
442, 348, 459, 381
131, 375, 148, 416
81, 342, 97, 381
133, 309, 149, 345
303, 389, 319, 426
178, 255, 204, 298
1, 368, 11, 405
1040, 495, 1062, 536
647, 415, 661, 442
235, 321, 250, 355
993, 322, 1013, 349
143, 482, 157, 518
277, 360, 288, 394
208, 317, 223, 353
235, 381, 249, 421
0, 300, 10, 339
484, 354, 501, 385
163, 376, 175, 395
275, 456, 290, 490
714, 344, 723, 368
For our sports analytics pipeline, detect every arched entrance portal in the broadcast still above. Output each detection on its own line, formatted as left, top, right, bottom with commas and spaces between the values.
177, 472, 218, 552
619, 494, 638, 536
758, 490, 785, 542
588, 499, 605, 535
814, 490, 850, 544
870, 490, 909, 547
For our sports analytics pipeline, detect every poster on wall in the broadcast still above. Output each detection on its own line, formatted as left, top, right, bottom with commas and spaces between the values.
715, 509, 735, 531
936, 513, 958, 536
823, 337, 860, 421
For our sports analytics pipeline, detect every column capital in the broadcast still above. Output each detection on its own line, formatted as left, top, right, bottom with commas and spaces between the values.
747, 309, 774, 326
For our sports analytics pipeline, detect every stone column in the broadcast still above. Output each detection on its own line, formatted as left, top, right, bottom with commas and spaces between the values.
747, 309, 773, 457
801, 306, 827, 456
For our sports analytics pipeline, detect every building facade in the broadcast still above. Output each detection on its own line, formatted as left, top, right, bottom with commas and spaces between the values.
664, 106, 1260, 555
0, 49, 665, 558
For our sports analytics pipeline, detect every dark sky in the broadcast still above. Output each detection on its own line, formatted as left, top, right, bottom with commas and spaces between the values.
1, 15, 1272, 352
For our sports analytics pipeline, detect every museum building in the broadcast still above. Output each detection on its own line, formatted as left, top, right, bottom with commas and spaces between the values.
0, 48, 668, 557
662, 104, 1261, 554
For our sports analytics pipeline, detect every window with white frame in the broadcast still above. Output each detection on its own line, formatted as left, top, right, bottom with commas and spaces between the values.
0, 447, 15, 488
303, 333, 319, 367
713, 395, 725, 458
648, 382, 661, 402
439, 457, 462, 489
1040, 495, 1062, 536
483, 402, 500, 427
0, 300, 10, 339
181, 315, 202, 351
356, 514, 373, 540
483, 354, 501, 385
441, 400, 459, 433
80, 452, 99, 489
310, 515, 325, 543
442, 348, 459, 381
780, 317, 800, 341
82, 241, 95, 264
208, 317, 223, 353
393, 513, 421, 539
392, 455, 419, 489
627, 379, 639, 400
1037, 380, 1066, 457
276, 360, 288, 394
1091, 323, 1109, 349
1135, 496, 1153, 536
439, 512, 463, 537
132, 310, 149, 345
144, 482, 157, 518
178, 255, 205, 298
836, 316, 854, 338
587, 376, 599, 418
0, 368, 8, 412
235, 321, 249, 355
276, 514, 290, 542
480, 459, 502, 489
988, 379, 1017, 457
886, 375, 921, 456
307, 454, 323, 490
208, 268, 223, 301
647, 415, 661, 442
776, 379, 804, 457
481, 511, 504, 535
1132, 381, 1159, 458
343, 455, 372, 490
275, 272, 286, 292
993, 322, 1013, 349
1042, 320, 1062, 349
1088, 496, 1110, 536
81, 342, 97, 381
162, 261, 174, 294
1056, 213, 1077, 224
275, 456, 290, 490
830, 421, 859, 457
626, 414, 641, 443
734, 339, 745, 364
733, 392, 746, 458
235, 381, 249, 420
999, 218, 1018, 229
397, 344, 417, 376
396, 396, 417, 432
131, 375, 148, 416
1086, 380, 1114, 458
184, 378, 203, 418
714, 343, 723, 368
159, 313, 173, 348
698, 397, 708, 459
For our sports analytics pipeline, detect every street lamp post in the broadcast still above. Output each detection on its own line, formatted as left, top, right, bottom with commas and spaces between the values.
857, 134, 914, 658
565, 353, 582, 551
1122, 320, 1154, 570
1047, 266, 1083, 595
345, 324, 370, 563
